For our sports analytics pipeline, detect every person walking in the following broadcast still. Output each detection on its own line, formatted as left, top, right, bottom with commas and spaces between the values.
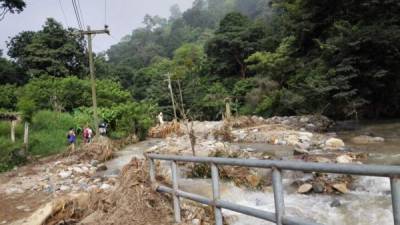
87, 126, 93, 143
67, 128, 76, 151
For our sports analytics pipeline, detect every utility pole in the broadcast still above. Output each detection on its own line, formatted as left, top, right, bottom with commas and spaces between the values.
167, 73, 178, 121
81, 25, 110, 135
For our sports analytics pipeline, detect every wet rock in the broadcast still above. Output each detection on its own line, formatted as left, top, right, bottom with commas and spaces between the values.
351, 135, 385, 144
336, 155, 353, 164
312, 182, 325, 193
324, 138, 345, 150
332, 183, 348, 193
58, 170, 72, 178
298, 183, 313, 193
330, 199, 341, 207
90, 160, 100, 167
96, 164, 108, 171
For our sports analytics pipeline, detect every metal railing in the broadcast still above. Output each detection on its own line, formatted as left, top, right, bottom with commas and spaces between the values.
147, 154, 400, 225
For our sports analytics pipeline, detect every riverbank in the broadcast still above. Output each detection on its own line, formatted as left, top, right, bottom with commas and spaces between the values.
0, 115, 397, 225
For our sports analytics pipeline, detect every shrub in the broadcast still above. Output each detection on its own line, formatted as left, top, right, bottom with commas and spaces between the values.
0, 137, 25, 172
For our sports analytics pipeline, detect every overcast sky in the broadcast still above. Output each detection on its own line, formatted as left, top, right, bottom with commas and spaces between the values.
0, 0, 194, 54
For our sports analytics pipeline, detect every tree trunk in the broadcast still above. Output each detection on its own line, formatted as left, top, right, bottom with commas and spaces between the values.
24, 122, 29, 148
234, 54, 246, 78
225, 100, 232, 121
11, 120, 16, 142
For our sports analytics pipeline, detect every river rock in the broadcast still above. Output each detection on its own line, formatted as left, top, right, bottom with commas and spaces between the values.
90, 160, 100, 167
73, 167, 85, 174
351, 135, 385, 144
312, 182, 325, 193
96, 164, 108, 171
330, 199, 341, 207
332, 183, 348, 193
324, 138, 345, 150
58, 170, 72, 178
298, 183, 313, 193
100, 183, 112, 190
214, 142, 225, 151
336, 155, 353, 164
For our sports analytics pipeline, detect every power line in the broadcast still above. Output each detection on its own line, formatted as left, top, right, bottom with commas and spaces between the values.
58, 0, 69, 27
76, 0, 86, 28
71, 0, 83, 30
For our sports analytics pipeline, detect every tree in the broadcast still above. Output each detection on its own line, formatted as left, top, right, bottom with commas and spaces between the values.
0, 52, 27, 85
0, 0, 25, 21
0, 84, 18, 110
205, 12, 267, 78
7, 18, 86, 78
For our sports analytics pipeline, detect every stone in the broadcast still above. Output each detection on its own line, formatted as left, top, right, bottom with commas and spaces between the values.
58, 170, 72, 178
214, 142, 225, 151
96, 164, 108, 171
300, 117, 310, 123
330, 199, 341, 207
312, 182, 325, 193
324, 138, 345, 150
351, 135, 385, 144
306, 123, 316, 130
5, 187, 24, 195
336, 155, 353, 164
90, 160, 100, 167
73, 167, 84, 174
332, 183, 348, 193
100, 183, 112, 190
298, 183, 313, 193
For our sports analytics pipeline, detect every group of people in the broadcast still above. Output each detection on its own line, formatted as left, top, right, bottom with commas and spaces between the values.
67, 123, 108, 151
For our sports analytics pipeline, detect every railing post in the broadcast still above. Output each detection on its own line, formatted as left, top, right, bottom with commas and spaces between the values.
391, 177, 400, 225
272, 168, 285, 225
211, 163, 223, 225
171, 161, 181, 223
149, 159, 156, 183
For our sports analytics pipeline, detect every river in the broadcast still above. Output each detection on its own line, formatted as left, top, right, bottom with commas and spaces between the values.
104, 121, 399, 225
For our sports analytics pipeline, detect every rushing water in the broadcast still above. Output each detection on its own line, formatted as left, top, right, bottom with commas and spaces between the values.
335, 120, 400, 165
104, 121, 399, 225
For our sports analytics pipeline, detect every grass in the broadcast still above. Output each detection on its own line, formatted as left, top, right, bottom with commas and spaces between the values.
29, 111, 76, 156
0, 111, 81, 171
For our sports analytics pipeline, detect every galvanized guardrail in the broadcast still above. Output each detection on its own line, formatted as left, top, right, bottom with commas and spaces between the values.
146, 154, 400, 225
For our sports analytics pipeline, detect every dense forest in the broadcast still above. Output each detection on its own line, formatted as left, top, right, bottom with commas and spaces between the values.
1, 0, 400, 144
